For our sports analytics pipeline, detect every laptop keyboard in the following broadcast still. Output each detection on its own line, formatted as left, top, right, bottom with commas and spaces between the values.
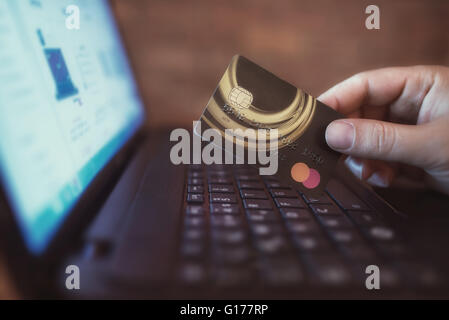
176, 164, 444, 291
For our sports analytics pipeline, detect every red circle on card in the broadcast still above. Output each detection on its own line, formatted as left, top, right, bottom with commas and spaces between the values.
302, 169, 320, 189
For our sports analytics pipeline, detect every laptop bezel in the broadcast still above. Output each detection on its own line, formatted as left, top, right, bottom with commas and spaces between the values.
0, 0, 149, 295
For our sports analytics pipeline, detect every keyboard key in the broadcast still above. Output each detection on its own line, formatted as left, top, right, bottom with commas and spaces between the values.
210, 203, 240, 215
187, 193, 204, 203
326, 180, 369, 211
235, 174, 259, 181
327, 229, 361, 244
293, 234, 332, 252
302, 192, 331, 204
210, 215, 244, 228
183, 228, 205, 241
210, 193, 237, 203
188, 171, 203, 178
208, 173, 231, 180
208, 170, 230, 176
265, 181, 290, 189
275, 198, 305, 208
280, 208, 312, 220
246, 209, 279, 222
240, 189, 268, 199
188, 178, 203, 185
302, 253, 352, 285
310, 204, 341, 215
364, 225, 396, 242
254, 235, 291, 255
185, 205, 204, 216
270, 188, 298, 198
212, 245, 252, 265
209, 184, 234, 193
259, 256, 304, 286
238, 181, 264, 189
346, 210, 382, 226
212, 229, 247, 245
339, 244, 379, 263
185, 216, 205, 228
180, 240, 206, 259
249, 222, 284, 237
178, 262, 206, 285
188, 185, 204, 193
286, 220, 320, 234
212, 266, 252, 287
317, 215, 353, 229
208, 177, 232, 184
243, 199, 272, 210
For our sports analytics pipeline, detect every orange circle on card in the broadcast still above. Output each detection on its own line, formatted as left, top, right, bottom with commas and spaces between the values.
291, 162, 310, 182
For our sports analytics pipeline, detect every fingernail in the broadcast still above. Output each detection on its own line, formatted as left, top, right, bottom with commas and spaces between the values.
325, 121, 354, 151
367, 172, 389, 188
317, 93, 328, 101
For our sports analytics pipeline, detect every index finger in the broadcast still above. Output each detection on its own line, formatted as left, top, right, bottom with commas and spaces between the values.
318, 66, 436, 118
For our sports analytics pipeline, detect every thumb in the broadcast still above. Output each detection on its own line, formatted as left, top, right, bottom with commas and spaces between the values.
325, 119, 436, 168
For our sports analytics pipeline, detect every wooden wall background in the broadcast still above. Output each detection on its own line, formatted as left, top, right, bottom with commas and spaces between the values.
112, 0, 449, 128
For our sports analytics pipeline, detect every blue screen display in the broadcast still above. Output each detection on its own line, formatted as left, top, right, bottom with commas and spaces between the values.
0, 0, 145, 253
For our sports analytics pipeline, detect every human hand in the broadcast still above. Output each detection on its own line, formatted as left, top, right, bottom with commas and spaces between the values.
319, 66, 449, 195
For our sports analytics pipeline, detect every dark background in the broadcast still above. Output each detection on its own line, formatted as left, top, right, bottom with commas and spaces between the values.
110, 0, 449, 128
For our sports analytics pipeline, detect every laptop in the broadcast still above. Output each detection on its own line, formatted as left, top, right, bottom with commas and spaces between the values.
0, 0, 448, 299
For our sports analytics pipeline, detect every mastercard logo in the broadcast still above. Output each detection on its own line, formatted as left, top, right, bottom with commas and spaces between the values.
290, 162, 321, 189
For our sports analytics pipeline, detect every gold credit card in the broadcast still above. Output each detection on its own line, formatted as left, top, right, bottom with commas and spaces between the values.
196, 55, 343, 195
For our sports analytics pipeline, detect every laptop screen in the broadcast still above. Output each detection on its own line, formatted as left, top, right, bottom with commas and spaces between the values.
0, 0, 145, 254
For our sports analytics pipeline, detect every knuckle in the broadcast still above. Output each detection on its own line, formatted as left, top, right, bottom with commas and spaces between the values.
350, 72, 369, 103
351, 73, 366, 87
370, 122, 397, 157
